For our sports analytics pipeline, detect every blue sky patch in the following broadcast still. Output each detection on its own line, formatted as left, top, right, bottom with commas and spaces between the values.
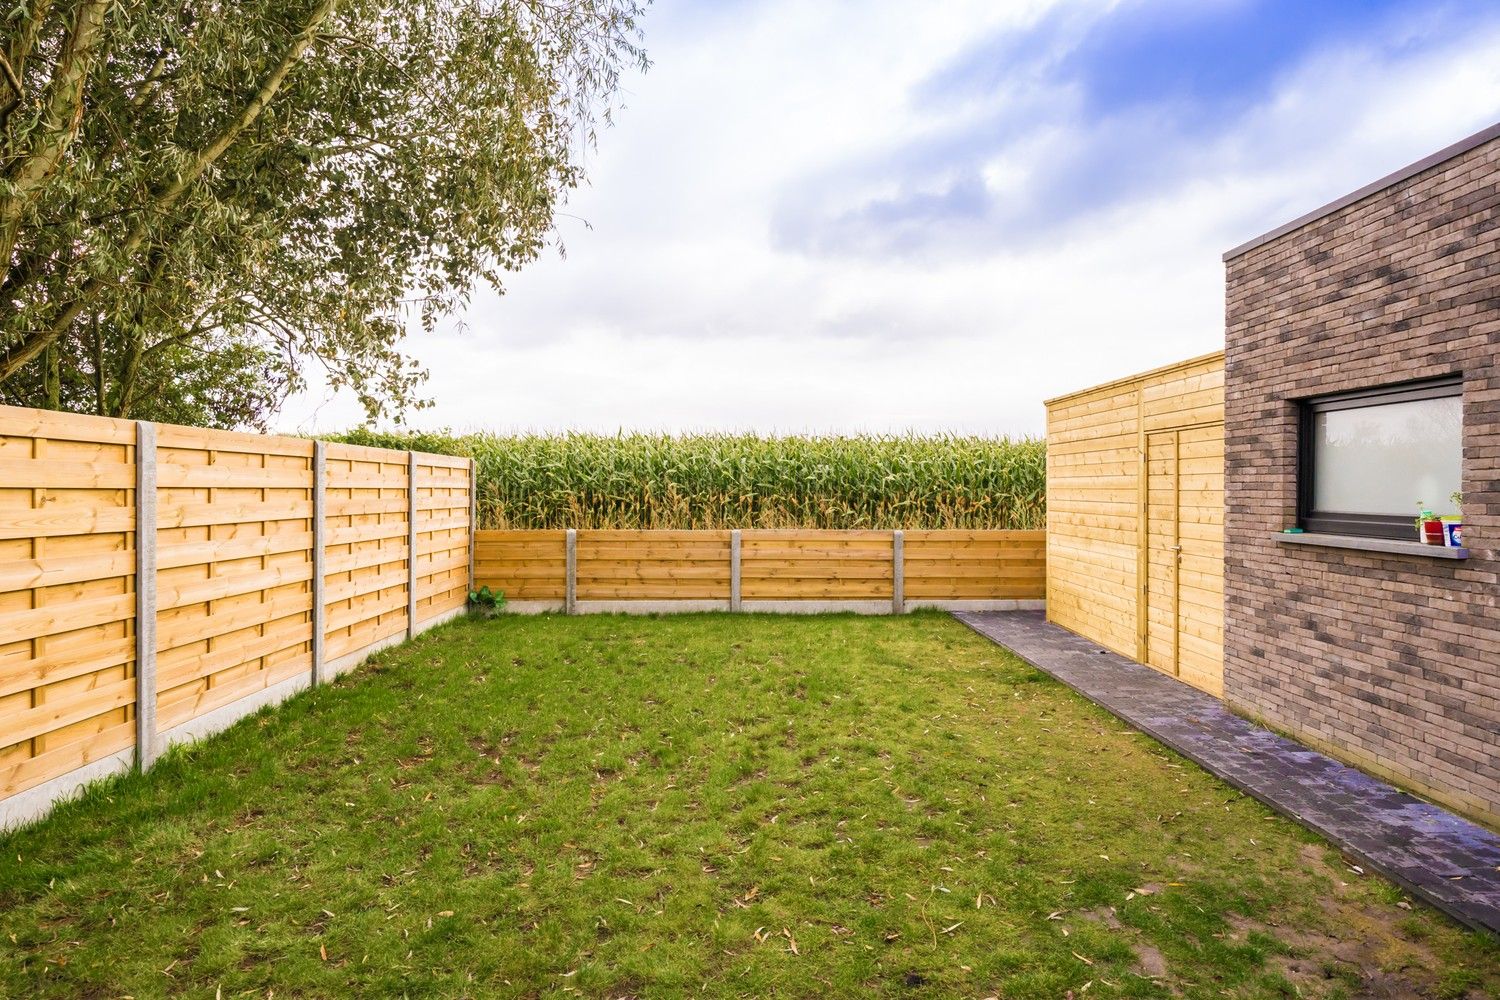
779, 0, 1491, 259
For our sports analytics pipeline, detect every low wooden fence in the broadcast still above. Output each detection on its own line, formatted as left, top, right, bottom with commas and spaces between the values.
0, 405, 474, 829
474, 529, 1046, 613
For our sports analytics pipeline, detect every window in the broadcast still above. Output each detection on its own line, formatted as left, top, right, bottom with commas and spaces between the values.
1298, 376, 1463, 540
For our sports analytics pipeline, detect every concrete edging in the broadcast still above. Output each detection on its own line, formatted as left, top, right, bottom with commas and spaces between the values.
0, 749, 135, 833
493, 598, 1045, 616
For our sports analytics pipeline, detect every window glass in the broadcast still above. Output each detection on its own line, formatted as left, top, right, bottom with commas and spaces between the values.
1312, 395, 1462, 515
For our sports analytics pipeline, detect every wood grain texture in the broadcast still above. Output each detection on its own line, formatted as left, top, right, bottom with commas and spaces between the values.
0, 402, 473, 806
1044, 354, 1224, 696
0, 407, 138, 798
474, 529, 1044, 604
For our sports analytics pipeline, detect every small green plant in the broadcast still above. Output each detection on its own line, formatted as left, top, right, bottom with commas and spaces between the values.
466, 585, 505, 618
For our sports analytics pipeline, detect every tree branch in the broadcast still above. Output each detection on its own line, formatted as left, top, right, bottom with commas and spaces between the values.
0, 0, 109, 266
0, 49, 23, 101
0, 0, 340, 384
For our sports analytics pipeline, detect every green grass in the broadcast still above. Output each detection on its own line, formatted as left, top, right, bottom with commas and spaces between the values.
2, 614, 1496, 999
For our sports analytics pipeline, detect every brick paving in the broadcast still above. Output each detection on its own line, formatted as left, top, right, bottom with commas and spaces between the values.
954, 610, 1500, 934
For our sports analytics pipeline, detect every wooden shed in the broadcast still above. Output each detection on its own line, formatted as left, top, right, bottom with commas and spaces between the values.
1044, 352, 1226, 696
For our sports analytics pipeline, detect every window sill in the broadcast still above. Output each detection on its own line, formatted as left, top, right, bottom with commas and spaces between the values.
1273, 532, 1468, 559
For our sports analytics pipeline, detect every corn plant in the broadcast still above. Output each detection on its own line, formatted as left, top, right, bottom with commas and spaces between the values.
324, 429, 1046, 530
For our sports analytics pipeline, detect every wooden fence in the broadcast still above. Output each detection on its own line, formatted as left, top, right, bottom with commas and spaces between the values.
0, 405, 474, 829
474, 529, 1046, 613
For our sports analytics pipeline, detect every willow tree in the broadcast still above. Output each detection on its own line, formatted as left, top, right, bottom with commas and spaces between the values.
0, 0, 645, 427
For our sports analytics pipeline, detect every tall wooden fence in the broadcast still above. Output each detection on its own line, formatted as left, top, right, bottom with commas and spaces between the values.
0, 405, 474, 829
475, 529, 1046, 613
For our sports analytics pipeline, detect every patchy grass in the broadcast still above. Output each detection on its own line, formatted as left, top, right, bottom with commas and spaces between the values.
1, 613, 1496, 999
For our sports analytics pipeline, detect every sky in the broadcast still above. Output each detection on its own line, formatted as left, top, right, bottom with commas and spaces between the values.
280, 0, 1500, 438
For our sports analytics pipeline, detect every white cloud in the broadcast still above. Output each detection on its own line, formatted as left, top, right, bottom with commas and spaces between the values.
279, 0, 1500, 437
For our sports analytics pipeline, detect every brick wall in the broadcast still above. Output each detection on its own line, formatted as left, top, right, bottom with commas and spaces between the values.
1223, 135, 1500, 826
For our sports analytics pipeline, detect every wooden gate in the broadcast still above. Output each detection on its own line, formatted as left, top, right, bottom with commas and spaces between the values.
1144, 423, 1224, 696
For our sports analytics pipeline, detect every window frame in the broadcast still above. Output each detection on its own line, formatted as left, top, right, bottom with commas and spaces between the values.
1297, 375, 1463, 540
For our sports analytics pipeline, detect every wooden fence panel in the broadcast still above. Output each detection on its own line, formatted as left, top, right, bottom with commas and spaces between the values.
577, 530, 730, 600
0, 408, 139, 802
414, 454, 471, 623
903, 530, 1046, 599
322, 443, 411, 661
473, 530, 567, 600
0, 405, 475, 827
153, 425, 315, 732
473, 528, 1046, 607
740, 530, 894, 600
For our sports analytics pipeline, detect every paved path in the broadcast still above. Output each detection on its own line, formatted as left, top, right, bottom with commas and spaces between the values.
954, 610, 1500, 934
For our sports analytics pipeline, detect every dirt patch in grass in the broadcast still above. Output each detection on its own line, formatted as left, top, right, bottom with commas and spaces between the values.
1224, 843, 1493, 1000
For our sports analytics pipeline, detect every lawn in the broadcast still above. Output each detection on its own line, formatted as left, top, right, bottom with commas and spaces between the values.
2, 614, 1496, 999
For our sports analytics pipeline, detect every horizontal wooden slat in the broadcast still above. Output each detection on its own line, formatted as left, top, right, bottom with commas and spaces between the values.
0, 720, 135, 799
323, 568, 409, 605
902, 530, 1046, 542
157, 622, 310, 692
157, 532, 313, 570
326, 496, 409, 517
157, 564, 313, 611
325, 618, 406, 660
157, 654, 310, 731
0, 506, 134, 540
0, 405, 137, 444
2, 676, 137, 749
158, 500, 312, 529
154, 423, 313, 457
157, 593, 309, 650
327, 521, 408, 546
576, 585, 728, 599
0, 458, 134, 489
0, 635, 136, 701
326, 589, 409, 633
0, 593, 134, 645
412, 452, 471, 470
155, 463, 311, 489
0, 549, 135, 591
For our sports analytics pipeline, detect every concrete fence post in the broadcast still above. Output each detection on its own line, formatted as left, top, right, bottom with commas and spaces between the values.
310, 441, 327, 685
891, 529, 904, 615
467, 458, 477, 595
134, 421, 159, 770
730, 529, 742, 612
565, 528, 577, 615
407, 452, 419, 638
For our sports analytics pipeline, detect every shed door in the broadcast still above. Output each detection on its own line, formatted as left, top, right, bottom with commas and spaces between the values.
1145, 424, 1224, 696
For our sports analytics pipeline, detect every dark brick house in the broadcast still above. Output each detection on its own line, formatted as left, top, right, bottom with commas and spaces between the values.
1222, 122, 1500, 825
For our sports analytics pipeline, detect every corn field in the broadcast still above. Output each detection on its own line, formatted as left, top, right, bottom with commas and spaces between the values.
326, 430, 1046, 530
